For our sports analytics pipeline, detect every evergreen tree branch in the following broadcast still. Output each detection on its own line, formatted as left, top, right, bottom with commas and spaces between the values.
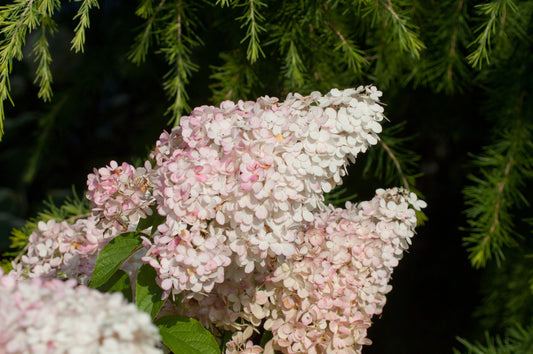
378, 0, 425, 58
283, 39, 306, 88
32, 14, 57, 101
473, 252, 533, 332
360, 0, 425, 88
419, 0, 471, 94
209, 50, 259, 103
0, 0, 99, 140
216, 0, 231, 7
463, 120, 533, 268
161, 0, 201, 126
70, 0, 100, 53
128, 0, 167, 65
440, 0, 470, 92
269, 6, 307, 90
466, 0, 527, 69
0, 0, 39, 141
326, 18, 367, 76
235, 0, 266, 63
455, 323, 533, 354
364, 122, 421, 192
135, 0, 157, 18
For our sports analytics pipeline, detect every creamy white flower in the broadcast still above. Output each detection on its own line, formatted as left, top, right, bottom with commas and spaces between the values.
0, 271, 161, 354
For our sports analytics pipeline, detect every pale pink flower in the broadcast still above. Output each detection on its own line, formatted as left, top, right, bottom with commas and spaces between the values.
0, 270, 161, 354
86, 160, 156, 234
10, 216, 112, 284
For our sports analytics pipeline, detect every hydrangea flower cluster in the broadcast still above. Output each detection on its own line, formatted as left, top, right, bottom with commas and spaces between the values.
10, 217, 107, 284
86, 160, 156, 234
11, 160, 157, 284
8, 86, 426, 353
0, 270, 161, 353
143, 86, 386, 298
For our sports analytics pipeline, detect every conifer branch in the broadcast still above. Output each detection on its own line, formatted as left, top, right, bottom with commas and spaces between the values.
210, 50, 258, 103
272, 15, 307, 89
284, 39, 306, 88
0, 0, 100, 140
326, 19, 367, 75
135, 0, 157, 18
363, 123, 421, 193
128, 0, 167, 64
445, 0, 466, 89
216, 0, 231, 7
236, 0, 266, 63
378, 0, 425, 58
0, 0, 37, 141
32, 15, 57, 101
456, 323, 533, 353
161, 0, 201, 126
166, 0, 187, 124
463, 120, 533, 268
71, 0, 100, 53
411, 0, 470, 94
467, 0, 521, 69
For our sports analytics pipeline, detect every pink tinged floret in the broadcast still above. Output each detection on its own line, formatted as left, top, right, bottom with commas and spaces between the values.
255, 205, 268, 219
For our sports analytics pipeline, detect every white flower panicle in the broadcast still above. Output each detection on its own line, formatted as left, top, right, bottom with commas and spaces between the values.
0, 270, 161, 354
144, 86, 385, 298
260, 187, 422, 354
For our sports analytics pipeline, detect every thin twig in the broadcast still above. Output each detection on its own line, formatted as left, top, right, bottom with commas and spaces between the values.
489, 156, 514, 234
380, 139, 410, 190
12, 243, 30, 264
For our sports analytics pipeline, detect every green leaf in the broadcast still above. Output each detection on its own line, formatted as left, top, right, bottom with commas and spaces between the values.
259, 329, 273, 347
89, 232, 143, 288
136, 263, 167, 319
155, 315, 220, 354
97, 269, 133, 302
136, 206, 166, 236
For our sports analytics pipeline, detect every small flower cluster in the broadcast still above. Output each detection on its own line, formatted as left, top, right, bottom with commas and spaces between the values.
225, 326, 268, 354
10, 217, 107, 284
11, 160, 157, 283
86, 160, 156, 233
144, 86, 385, 298
0, 270, 161, 354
